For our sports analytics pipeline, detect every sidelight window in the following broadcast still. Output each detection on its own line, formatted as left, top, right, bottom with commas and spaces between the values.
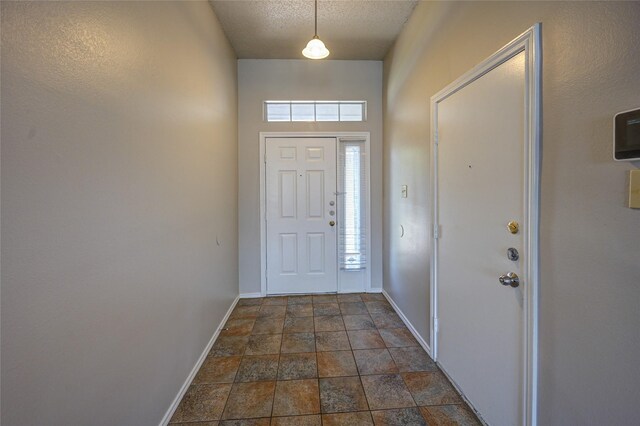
338, 139, 367, 270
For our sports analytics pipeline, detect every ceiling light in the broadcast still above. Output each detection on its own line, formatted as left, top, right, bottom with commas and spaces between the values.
302, 0, 330, 59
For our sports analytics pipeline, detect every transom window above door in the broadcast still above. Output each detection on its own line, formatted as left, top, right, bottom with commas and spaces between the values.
264, 101, 366, 122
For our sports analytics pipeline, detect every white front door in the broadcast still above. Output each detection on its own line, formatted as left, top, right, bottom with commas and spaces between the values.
435, 51, 528, 425
265, 137, 337, 294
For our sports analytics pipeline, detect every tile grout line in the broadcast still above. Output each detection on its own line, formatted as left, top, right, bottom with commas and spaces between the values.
179, 293, 478, 424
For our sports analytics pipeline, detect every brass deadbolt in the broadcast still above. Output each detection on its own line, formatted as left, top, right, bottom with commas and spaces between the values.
507, 221, 519, 234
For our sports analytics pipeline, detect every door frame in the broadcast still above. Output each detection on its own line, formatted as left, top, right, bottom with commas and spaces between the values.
430, 24, 541, 426
259, 131, 372, 296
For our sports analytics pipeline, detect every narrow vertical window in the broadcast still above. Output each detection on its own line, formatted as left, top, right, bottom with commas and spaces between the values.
338, 140, 367, 270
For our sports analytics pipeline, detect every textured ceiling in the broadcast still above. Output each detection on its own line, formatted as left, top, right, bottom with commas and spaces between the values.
209, 1, 418, 60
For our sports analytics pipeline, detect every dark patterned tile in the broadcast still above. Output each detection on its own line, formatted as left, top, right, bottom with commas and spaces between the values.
281, 332, 316, 353
211, 336, 249, 357
315, 315, 345, 332
339, 302, 368, 315
360, 374, 416, 410
347, 330, 385, 349
315, 331, 351, 352
251, 318, 285, 335
220, 419, 269, 426
322, 411, 373, 426
222, 382, 276, 420
286, 304, 313, 317
365, 301, 395, 314
170, 384, 231, 422
313, 295, 338, 304
237, 298, 264, 307
314, 303, 341, 316
317, 351, 358, 378
342, 315, 376, 330
283, 316, 314, 333
336, 294, 363, 303
402, 372, 461, 406
419, 405, 481, 425
388, 347, 437, 372
353, 349, 399, 375
221, 319, 256, 336
258, 305, 287, 318
171, 421, 219, 426
371, 408, 427, 425
288, 295, 313, 305
319, 377, 369, 413
278, 352, 317, 380
193, 356, 241, 384
371, 312, 406, 329
236, 354, 279, 382
379, 328, 419, 348
270, 415, 321, 426
245, 334, 282, 355
360, 293, 386, 302
230, 306, 261, 319
272, 379, 320, 416
263, 296, 288, 306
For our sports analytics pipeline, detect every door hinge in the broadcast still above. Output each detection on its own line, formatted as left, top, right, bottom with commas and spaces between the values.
434, 130, 439, 145
263, 153, 267, 163
433, 224, 441, 239
434, 317, 439, 333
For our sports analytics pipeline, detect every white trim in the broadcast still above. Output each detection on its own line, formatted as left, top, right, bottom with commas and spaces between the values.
239, 292, 263, 299
430, 24, 541, 426
159, 295, 240, 426
382, 290, 432, 358
259, 132, 372, 296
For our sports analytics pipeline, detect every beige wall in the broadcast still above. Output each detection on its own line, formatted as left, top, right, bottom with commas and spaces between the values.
0, 1, 238, 425
238, 59, 383, 295
384, 1, 640, 424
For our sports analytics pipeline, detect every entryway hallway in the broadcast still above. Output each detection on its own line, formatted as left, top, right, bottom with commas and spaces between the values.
169, 293, 480, 425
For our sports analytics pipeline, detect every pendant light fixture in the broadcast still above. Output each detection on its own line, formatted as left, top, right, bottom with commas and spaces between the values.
302, 0, 330, 59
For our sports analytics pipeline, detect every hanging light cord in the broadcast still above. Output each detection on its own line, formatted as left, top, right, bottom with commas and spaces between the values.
314, 0, 318, 37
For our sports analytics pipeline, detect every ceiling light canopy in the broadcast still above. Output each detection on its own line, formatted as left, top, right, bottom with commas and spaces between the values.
302, 0, 330, 59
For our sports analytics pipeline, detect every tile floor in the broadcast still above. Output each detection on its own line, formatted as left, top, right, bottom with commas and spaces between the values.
170, 293, 481, 425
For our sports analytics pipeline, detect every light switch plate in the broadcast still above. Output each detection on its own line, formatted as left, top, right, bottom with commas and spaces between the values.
401, 185, 408, 198
630, 170, 640, 209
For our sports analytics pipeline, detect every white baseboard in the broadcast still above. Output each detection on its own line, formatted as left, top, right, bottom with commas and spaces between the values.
159, 295, 240, 426
239, 292, 263, 298
382, 289, 432, 358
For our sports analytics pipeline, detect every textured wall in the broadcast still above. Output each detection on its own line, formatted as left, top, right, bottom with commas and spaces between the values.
384, 1, 640, 424
238, 59, 383, 295
1, 2, 238, 425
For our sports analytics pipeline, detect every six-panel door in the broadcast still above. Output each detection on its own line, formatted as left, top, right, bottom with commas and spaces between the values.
265, 137, 338, 294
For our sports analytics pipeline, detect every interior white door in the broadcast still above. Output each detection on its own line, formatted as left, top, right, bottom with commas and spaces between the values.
436, 52, 526, 425
265, 137, 337, 294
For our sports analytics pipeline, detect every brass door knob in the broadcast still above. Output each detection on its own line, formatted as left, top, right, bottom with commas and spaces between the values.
329, 221, 335, 227
507, 221, 519, 234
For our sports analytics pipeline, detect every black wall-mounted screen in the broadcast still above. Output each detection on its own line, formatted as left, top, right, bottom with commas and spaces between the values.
614, 108, 640, 161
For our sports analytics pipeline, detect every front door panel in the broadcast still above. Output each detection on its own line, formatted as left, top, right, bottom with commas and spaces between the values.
266, 137, 337, 294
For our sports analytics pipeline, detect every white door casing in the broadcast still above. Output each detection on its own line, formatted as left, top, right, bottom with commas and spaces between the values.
265, 137, 338, 294
431, 26, 540, 426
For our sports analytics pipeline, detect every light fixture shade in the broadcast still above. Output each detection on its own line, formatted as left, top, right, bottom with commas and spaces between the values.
302, 36, 330, 59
